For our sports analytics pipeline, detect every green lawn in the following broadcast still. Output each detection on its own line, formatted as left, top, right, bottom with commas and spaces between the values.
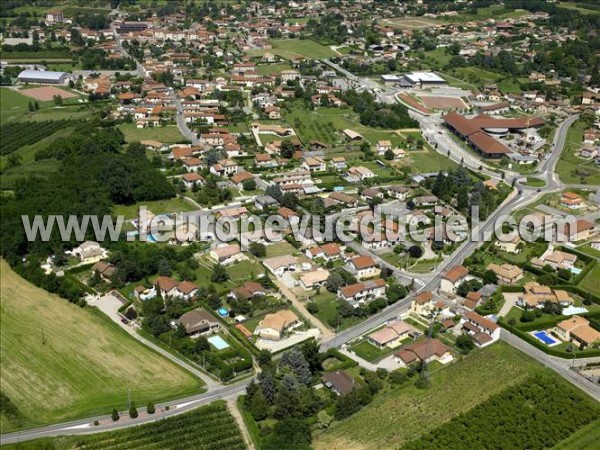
0, 261, 202, 433
1, 88, 32, 124
578, 262, 600, 292
113, 198, 196, 219
0, 159, 61, 190
556, 119, 600, 185
349, 340, 393, 362
256, 63, 292, 76
314, 343, 557, 450
226, 259, 265, 281
118, 123, 186, 143
526, 177, 546, 187
265, 241, 298, 257
311, 292, 362, 331
247, 38, 335, 60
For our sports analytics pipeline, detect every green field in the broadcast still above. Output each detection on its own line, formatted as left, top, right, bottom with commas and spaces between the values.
553, 417, 600, 449
0, 159, 61, 191
314, 343, 554, 450
0, 88, 32, 124
265, 241, 298, 257
0, 260, 202, 432
3, 401, 246, 450
578, 262, 600, 292
0, 127, 75, 171
118, 123, 186, 143
556, 119, 600, 185
247, 38, 335, 60
256, 63, 293, 76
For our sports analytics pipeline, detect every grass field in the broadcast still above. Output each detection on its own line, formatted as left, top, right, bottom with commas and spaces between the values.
314, 343, 552, 450
0, 88, 32, 124
112, 198, 197, 219
256, 62, 292, 76
265, 241, 298, 257
556, 119, 600, 185
578, 262, 600, 292
0, 159, 61, 191
3, 401, 245, 450
118, 123, 186, 143
0, 260, 202, 432
247, 38, 335, 60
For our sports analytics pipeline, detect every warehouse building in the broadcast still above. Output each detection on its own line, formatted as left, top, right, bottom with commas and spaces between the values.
17, 70, 71, 85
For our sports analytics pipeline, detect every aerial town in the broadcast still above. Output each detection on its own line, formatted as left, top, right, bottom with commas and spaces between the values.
0, 0, 599, 449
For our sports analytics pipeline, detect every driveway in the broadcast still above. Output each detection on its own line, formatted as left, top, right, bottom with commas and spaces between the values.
499, 292, 520, 317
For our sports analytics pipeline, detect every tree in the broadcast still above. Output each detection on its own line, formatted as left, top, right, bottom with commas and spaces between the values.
263, 418, 311, 450
249, 242, 266, 257
34, 101, 39, 110
326, 272, 345, 292
301, 339, 323, 374
483, 269, 497, 285
334, 390, 361, 420
280, 140, 295, 159
53, 94, 63, 106
258, 349, 272, 368
408, 245, 423, 259
129, 402, 138, 419
456, 334, 475, 354
249, 387, 269, 420
307, 302, 319, 314
279, 347, 312, 385
211, 263, 229, 283
316, 410, 332, 429
147, 402, 155, 414
242, 179, 256, 191
383, 149, 394, 160
28, 100, 34, 112
111, 408, 119, 421
258, 370, 276, 404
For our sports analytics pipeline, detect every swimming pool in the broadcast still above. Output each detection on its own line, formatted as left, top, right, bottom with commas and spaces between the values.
533, 331, 558, 345
207, 335, 230, 350
218, 308, 229, 317
570, 267, 582, 275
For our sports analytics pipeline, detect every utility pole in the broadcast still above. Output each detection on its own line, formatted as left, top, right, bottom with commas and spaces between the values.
127, 388, 131, 410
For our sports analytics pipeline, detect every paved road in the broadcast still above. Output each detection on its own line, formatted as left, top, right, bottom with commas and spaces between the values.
171, 92, 200, 145
501, 331, 600, 402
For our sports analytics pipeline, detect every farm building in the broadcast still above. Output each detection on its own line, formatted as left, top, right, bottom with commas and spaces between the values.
17, 70, 71, 85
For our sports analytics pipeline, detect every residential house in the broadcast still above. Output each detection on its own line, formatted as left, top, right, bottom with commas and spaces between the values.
338, 279, 386, 307
518, 282, 574, 309
209, 244, 244, 265
531, 250, 577, 271
306, 243, 342, 261
376, 140, 392, 155
387, 185, 409, 200
560, 192, 584, 210
92, 261, 116, 282
217, 206, 248, 220
411, 291, 434, 317
460, 311, 500, 347
329, 157, 347, 170
554, 315, 600, 350
264, 105, 281, 119
301, 156, 326, 172
71, 241, 106, 263
361, 188, 383, 202
328, 191, 358, 207
393, 338, 453, 367
255, 309, 299, 341
229, 281, 266, 301
322, 370, 355, 396
254, 195, 278, 211
300, 269, 330, 290
486, 263, 523, 285
231, 171, 255, 190
263, 255, 298, 277
367, 320, 412, 349
440, 265, 469, 293
347, 255, 380, 280
177, 309, 220, 336
182, 172, 205, 188
494, 234, 521, 254
347, 166, 375, 181
154, 276, 198, 300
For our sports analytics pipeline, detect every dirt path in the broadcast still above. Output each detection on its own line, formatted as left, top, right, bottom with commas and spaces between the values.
227, 398, 255, 450
274, 279, 335, 341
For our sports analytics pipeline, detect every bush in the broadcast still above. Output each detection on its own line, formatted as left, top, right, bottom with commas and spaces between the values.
388, 371, 408, 385
307, 302, 319, 314
147, 402, 155, 414
129, 403, 138, 419
111, 408, 119, 422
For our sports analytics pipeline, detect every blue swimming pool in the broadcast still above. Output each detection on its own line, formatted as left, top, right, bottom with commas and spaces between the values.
533, 331, 557, 345
570, 267, 582, 275
218, 308, 229, 317
207, 335, 230, 350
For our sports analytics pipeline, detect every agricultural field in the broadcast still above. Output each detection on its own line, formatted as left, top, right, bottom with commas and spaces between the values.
449, 67, 525, 94
556, 119, 600, 185
0, 159, 61, 191
247, 38, 335, 60
313, 343, 553, 450
402, 375, 599, 450
3, 402, 246, 450
0, 126, 75, 171
0, 120, 78, 156
380, 17, 442, 29
117, 123, 186, 143
578, 262, 600, 292
0, 260, 202, 432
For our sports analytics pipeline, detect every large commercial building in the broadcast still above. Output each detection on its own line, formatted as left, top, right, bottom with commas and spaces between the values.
380, 71, 447, 88
443, 112, 544, 159
17, 70, 71, 85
